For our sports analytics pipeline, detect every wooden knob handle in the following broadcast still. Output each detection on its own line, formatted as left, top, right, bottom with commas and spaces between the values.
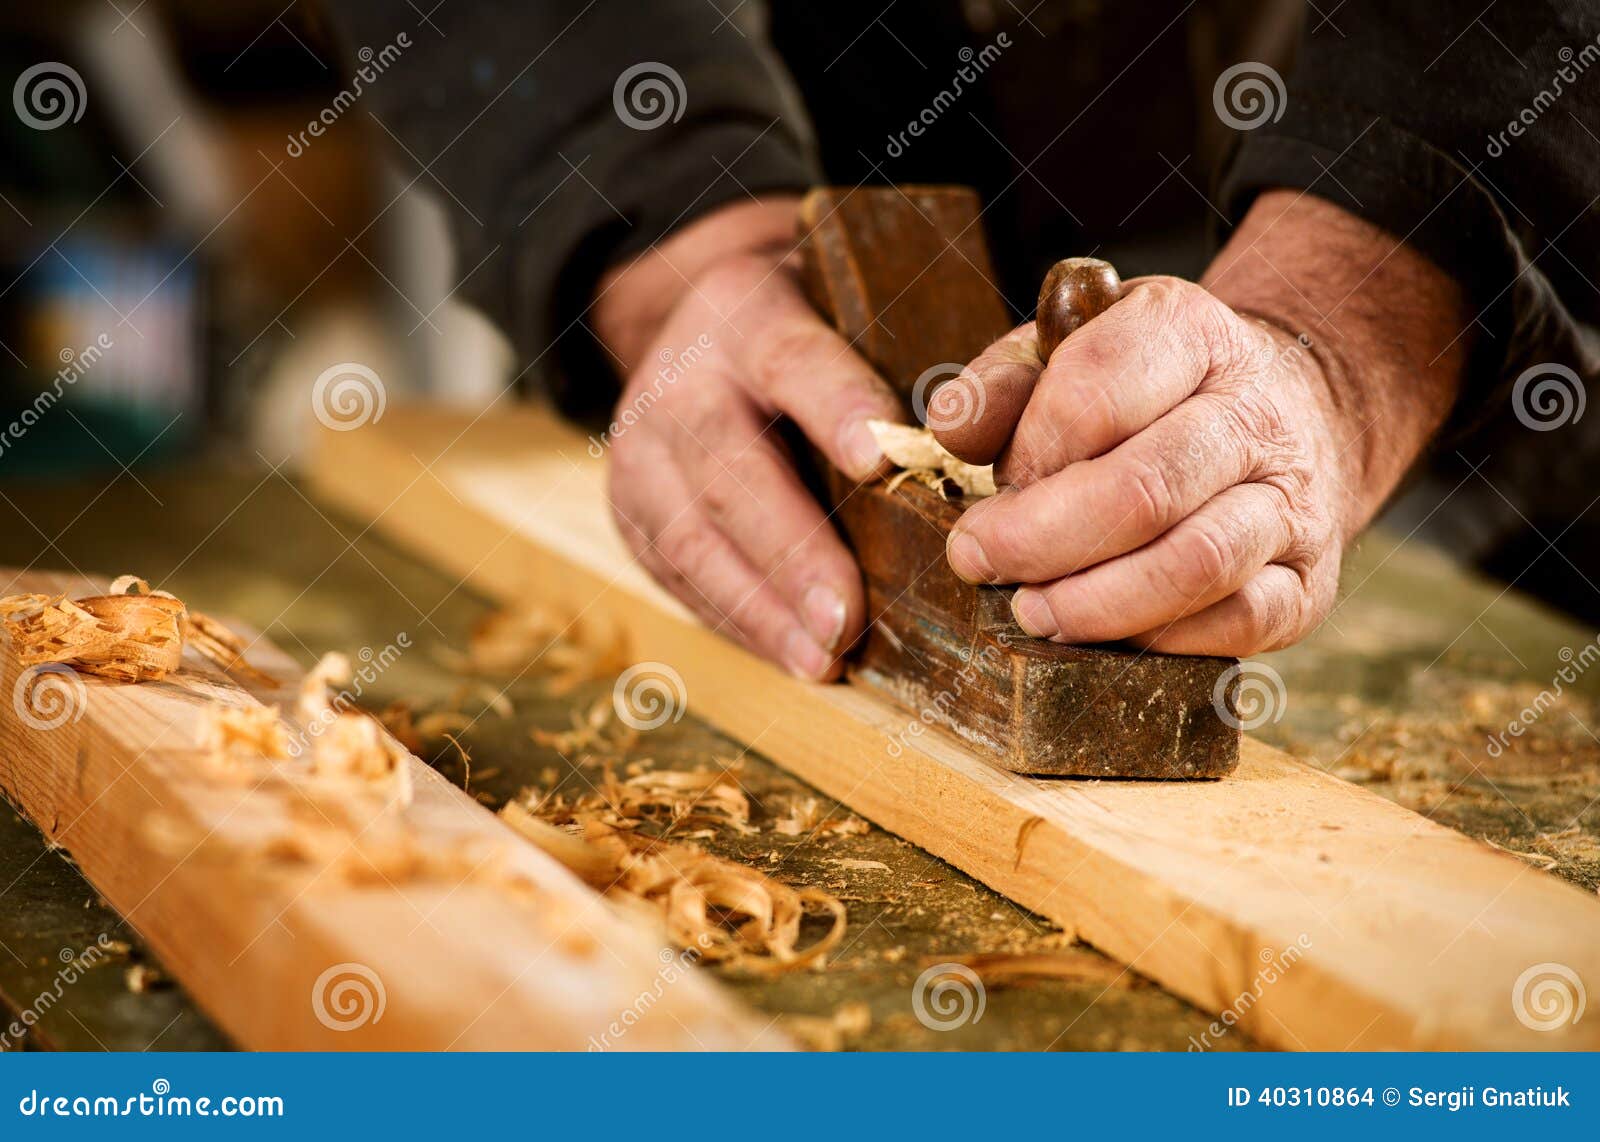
1036, 258, 1121, 361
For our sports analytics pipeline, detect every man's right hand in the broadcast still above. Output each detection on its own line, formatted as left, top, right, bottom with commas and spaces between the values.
592, 198, 902, 681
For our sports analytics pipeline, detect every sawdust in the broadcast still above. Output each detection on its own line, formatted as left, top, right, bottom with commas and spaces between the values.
0, 575, 270, 685
769, 794, 869, 838
869, 420, 995, 499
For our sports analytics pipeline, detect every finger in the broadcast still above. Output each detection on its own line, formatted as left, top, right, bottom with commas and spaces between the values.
664, 400, 865, 657
947, 391, 1253, 584
999, 277, 1230, 486
1008, 483, 1292, 643
609, 440, 841, 680
930, 324, 1042, 464
1127, 563, 1324, 656
739, 288, 904, 480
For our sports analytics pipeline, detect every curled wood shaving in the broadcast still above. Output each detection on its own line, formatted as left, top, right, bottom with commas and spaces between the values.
531, 697, 639, 757
299, 652, 412, 804
868, 420, 996, 499
201, 704, 289, 765
440, 602, 629, 695
934, 950, 1134, 989
770, 795, 870, 838
0, 575, 270, 685
500, 789, 846, 977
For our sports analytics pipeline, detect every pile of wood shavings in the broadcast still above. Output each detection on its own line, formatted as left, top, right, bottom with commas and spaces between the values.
201, 705, 289, 766
500, 773, 846, 976
869, 420, 995, 499
0, 575, 269, 685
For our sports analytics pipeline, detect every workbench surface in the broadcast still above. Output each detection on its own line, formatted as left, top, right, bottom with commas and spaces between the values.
1, 462, 1595, 1051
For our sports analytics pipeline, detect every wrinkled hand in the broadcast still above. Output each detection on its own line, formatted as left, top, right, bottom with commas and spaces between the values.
933, 276, 1358, 656
598, 216, 900, 680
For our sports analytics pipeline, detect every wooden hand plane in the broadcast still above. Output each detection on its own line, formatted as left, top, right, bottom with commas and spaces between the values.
799, 186, 1240, 778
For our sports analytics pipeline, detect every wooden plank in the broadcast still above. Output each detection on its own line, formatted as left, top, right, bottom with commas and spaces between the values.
308, 402, 1600, 1051
0, 570, 785, 1051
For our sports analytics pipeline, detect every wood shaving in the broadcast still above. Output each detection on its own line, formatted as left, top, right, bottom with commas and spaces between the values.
201, 704, 289, 765
500, 790, 846, 976
868, 420, 996, 499
0, 575, 270, 685
777, 1001, 871, 1052
937, 949, 1134, 989
124, 963, 167, 994
531, 697, 639, 757
299, 652, 412, 804
441, 602, 630, 695
770, 795, 869, 838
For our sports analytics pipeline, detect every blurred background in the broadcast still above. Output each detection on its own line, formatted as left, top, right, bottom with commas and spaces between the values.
0, 1, 510, 480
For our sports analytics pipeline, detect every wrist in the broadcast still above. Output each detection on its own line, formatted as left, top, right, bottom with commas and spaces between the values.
593, 196, 803, 374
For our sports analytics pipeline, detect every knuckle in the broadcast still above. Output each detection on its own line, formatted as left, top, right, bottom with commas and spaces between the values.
752, 319, 826, 395
1118, 457, 1178, 533
1174, 519, 1235, 591
656, 521, 722, 586
695, 255, 770, 309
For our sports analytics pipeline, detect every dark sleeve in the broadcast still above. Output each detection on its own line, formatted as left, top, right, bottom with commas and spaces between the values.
1217, 4, 1600, 430
321, 0, 820, 410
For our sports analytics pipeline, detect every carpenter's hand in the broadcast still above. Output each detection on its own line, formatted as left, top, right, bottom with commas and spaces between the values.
932, 276, 1357, 656
594, 200, 900, 680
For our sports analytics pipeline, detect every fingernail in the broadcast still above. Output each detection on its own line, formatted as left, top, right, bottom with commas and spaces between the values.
801, 584, 848, 651
782, 628, 831, 680
837, 419, 883, 479
947, 530, 996, 583
1012, 588, 1059, 638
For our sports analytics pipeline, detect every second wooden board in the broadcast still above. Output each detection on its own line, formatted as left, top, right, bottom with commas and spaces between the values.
310, 402, 1600, 1051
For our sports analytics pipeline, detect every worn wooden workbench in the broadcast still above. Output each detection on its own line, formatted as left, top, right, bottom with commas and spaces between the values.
0, 460, 1596, 1051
